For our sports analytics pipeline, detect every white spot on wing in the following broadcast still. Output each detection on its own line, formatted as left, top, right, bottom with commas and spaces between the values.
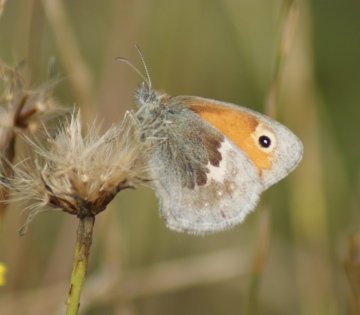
205, 139, 233, 184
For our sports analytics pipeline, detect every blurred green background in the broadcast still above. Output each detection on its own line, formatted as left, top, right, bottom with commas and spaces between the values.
0, 0, 359, 314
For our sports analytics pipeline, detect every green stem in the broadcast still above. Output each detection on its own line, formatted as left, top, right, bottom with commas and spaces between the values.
66, 215, 95, 315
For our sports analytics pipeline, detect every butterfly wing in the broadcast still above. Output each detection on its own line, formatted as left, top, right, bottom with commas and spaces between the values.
148, 137, 262, 234
145, 97, 266, 234
141, 94, 302, 234
182, 96, 303, 189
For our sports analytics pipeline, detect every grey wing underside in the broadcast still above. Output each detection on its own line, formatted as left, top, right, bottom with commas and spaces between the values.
149, 137, 263, 234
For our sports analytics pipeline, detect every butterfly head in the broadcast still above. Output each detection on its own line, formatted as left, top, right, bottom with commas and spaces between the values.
134, 82, 169, 110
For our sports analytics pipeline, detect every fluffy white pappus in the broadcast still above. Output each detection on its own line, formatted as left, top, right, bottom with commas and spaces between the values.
0, 111, 149, 235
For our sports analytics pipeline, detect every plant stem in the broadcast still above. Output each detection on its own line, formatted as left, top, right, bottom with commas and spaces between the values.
265, 0, 298, 119
247, 209, 270, 315
66, 215, 95, 315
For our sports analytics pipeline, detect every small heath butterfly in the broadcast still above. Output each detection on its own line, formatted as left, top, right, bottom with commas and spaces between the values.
118, 48, 303, 235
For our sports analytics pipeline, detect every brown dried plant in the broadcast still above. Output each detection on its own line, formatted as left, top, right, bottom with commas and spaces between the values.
0, 60, 63, 231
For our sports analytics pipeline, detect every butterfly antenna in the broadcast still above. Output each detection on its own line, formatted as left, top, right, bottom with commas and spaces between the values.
135, 45, 152, 90
116, 56, 150, 87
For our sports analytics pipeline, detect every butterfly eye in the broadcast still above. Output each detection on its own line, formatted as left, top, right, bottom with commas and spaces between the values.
259, 135, 271, 148
143, 93, 150, 102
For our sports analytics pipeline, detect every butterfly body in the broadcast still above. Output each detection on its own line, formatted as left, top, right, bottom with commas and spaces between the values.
133, 83, 303, 234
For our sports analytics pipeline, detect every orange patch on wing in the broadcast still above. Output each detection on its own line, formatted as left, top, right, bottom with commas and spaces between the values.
189, 100, 272, 172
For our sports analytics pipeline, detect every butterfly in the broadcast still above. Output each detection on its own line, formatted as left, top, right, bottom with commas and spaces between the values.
118, 48, 303, 234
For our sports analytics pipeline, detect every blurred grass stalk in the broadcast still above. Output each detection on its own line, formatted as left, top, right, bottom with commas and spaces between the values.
248, 209, 271, 315
345, 233, 360, 315
0, 0, 6, 19
284, 1, 337, 314
0, 247, 248, 314
265, 0, 298, 119
247, 1, 298, 314
41, 0, 96, 125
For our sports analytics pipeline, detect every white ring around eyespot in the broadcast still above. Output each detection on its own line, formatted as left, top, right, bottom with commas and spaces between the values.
251, 124, 277, 154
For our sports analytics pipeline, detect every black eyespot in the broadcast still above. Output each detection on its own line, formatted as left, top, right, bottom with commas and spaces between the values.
259, 135, 271, 148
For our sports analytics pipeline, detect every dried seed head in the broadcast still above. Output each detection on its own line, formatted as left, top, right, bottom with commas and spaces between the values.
0, 111, 148, 235
0, 60, 65, 158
